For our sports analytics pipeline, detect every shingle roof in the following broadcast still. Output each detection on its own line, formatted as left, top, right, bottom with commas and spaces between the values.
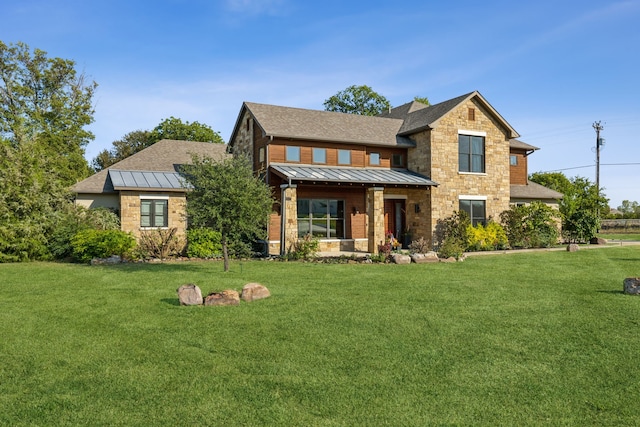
239, 102, 415, 147
72, 139, 229, 194
271, 163, 437, 187
510, 181, 563, 200
510, 139, 539, 151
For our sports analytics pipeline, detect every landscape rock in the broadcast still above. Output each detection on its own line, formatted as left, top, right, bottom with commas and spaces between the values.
391, 253, 411, 264
623, 278, 640, 295
440, 257, 457, 263
410, 252, 439, 264
566, 244, 580, 252
177, 284, 203, 306
91, 255, 122, 265
204, 289, 240, 306
241, 283, 271, 302
590, 237, 607, 245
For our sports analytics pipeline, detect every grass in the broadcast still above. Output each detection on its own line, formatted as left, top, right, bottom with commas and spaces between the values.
597, 232, 640, 241
2, 247, 640, 425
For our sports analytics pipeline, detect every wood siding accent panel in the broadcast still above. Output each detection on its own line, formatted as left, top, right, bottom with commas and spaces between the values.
510, 149, 528, 185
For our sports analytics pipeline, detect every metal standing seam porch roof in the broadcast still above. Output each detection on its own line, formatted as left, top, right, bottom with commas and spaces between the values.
108, 170, 189, 191
270, 164, 438, 187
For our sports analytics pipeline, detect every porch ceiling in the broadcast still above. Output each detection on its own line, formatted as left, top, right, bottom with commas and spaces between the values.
270, 164, 437, 187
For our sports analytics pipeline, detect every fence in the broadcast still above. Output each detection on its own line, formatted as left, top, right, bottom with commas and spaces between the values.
600, 219, 640, 233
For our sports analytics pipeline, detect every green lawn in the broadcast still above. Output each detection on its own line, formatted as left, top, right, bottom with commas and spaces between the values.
598, 232, 640, 241
2, 247, 640, 426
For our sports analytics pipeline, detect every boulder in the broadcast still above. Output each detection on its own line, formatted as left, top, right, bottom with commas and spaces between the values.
440, 257, 457, 263
410, 252, 439, 264
391, 253, 411, 265
204, 290, 240, 306
241, 283, 271, 302
177, 284, 203, 306
623, 278, 640, 295
566, 244, 580, 252
590, 237, 607, 245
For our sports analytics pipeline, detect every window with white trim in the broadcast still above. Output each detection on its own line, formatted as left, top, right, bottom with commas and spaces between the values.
313, 148, 326, 164
370, 152, 380, 166
459, 134, 485, 173
286, 146, 300, 162
459, 199, 486, 227
297, 199, 345, 238
141, 199, 168, 227
337, 149, 351, 165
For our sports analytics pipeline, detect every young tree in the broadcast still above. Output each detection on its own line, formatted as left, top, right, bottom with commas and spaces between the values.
323, 85, 391, 116
181, 156, 274, 271
92, 117, 224, 171
559, 176, 608, 243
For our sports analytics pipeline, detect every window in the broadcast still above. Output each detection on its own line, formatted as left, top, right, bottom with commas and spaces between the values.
141, 199, 168, 227
286, 146, 300, 162
337, 149, 351, 165
370, 152, 380, 166
459, 134, 485, 173
392, 153, 403, 167
510, 155, 518, 166
459, 199, 486, 227
297, 199, 345, 238
313, 148, 326, 164
259, 147, 265, 162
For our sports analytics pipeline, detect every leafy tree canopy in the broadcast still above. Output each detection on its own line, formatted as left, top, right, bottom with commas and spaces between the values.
529, 171, 573, 195
181, 155, 274, 271
616, 200, 640, 219
413, 96, 430, 105
323, 85, 391, 116
0, 41, 96, 184
92, 117, 224, 171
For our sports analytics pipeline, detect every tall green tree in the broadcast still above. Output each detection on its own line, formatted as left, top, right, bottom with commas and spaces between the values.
617, 200, 640, 219
560, 176, 608, 243
323, 85, 391, 116
413, 96, 430, 105
181, 156, 273, 271
0, 41, 96, 185
92, 117, 224, 171
529, 171, 573, 195
0, 41, 96, 261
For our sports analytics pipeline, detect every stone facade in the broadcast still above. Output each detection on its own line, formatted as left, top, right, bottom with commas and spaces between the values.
368, 187, 385, 253
119, 191, 187, 239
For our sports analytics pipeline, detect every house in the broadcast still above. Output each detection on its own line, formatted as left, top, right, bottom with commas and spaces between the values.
509, 139, 563, 206
229, 91, 561, 255
72, 139, 229, 239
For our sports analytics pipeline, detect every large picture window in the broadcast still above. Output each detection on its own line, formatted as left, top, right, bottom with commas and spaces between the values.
297, 199, 345, 238
141, 199, 168, 227
459, 134, 485, 173
459, 199, 486, 227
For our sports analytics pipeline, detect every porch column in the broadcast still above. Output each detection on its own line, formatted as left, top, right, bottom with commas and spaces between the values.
367, 187, 385, 254
280, 184, 298, 255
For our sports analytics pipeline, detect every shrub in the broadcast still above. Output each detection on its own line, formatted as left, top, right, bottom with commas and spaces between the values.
71, 229, 136, 263
408, 237, 431, 254
138, 228, 184, 259
500, 202, 559, 248
466, 221, 508, 251
186, 228, 222, 258
288, 234, 319, 260
434, 211, 470, 259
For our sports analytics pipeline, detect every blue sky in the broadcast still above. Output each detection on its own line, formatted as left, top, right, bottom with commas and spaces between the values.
3, 0, 640, 207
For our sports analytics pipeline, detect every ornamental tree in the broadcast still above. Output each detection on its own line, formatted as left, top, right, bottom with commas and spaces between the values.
323, 85, 391, 116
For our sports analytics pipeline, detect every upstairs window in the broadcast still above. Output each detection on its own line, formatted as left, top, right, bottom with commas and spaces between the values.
313, 148, 326, 164
392, 153, 404, 167
459, 134, 485, 173
337, 149, 351, 165
510, 155, 518, 166
141, 199, 168, 227
286, 146, 300, 162
370, 152, 380, 166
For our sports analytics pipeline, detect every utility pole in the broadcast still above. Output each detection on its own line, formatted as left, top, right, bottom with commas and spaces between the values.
593, 121, 604, 193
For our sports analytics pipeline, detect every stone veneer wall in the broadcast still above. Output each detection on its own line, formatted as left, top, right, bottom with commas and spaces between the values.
119, 191, 187, 239
367, 187, 385, 253
281, 185, 298, 255
231, 110, 253, 160
422, 98, 511, 237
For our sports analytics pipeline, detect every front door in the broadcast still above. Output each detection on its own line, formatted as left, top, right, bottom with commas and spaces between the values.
384, 199, 405, 240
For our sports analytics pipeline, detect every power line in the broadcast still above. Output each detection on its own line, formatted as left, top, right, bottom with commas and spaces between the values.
541, 163, 640, 173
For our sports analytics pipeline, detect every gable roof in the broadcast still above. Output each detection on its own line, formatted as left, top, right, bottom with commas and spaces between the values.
72, 139, 229, 194
231, 102, 414, 148
382, 91, 520, 139
510, 139, 539, 151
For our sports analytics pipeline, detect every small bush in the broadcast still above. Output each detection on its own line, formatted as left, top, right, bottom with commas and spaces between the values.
435, 211, 470, 259
408, 237, 431, 254
288, 234, 319, 260
186, 228, 222, 258
500, 202, 559, 248
466, 221, 508, 251
138, 228, 184, 259
71, 229, 136, 263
